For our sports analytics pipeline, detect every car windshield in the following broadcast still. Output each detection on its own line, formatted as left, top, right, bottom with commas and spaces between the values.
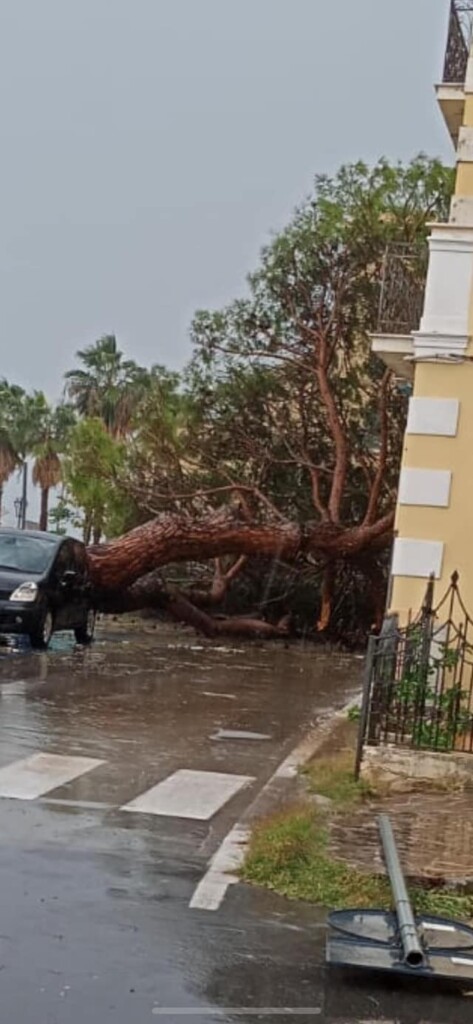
0, 535, 56, 574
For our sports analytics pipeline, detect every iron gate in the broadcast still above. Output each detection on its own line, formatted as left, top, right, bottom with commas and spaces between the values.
355, 573, 473, 776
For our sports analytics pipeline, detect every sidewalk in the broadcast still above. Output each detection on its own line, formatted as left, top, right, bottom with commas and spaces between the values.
330, 786, 473, 888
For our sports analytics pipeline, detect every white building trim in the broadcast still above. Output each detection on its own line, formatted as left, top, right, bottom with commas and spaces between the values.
391, 539, 444, 579
398, 468, 452, 508
449, 196, 473, 227
412, 225, 473, 357
457, 126, 473, 162
406, 398, 460, 437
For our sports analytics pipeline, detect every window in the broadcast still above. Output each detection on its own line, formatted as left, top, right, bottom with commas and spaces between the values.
0, 534, 57, 574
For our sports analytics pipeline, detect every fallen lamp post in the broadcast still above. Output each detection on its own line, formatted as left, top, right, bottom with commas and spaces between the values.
326, 814, 473, 982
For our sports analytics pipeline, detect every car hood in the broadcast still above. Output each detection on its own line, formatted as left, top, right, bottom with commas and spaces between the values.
0, 569, 43, 600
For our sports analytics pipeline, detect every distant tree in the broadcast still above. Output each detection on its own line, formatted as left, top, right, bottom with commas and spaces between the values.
64, 418, 125, 543
32, 403, 76, 530
64, 335, 149, 438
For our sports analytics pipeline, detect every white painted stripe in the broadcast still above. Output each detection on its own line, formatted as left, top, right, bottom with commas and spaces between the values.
151, 1010, 322, 1017
190, 824, 250, 910
190, 693, 361, 912
151, 1009, 322, 1017
0, 753, 105, 801
424, 921, 456, 933
122, 769, 254, 820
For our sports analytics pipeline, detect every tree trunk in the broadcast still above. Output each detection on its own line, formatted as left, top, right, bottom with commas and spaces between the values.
83, 513, 92, 546
0, 484, 3, 526
92, 524, 102, 545
87, 509, 393, 592
86, 509, 394, 637
39, 488, 49, 532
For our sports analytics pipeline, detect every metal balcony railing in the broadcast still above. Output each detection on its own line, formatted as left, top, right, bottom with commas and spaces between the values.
376, 243, 427, 336
443, 0, 473, 84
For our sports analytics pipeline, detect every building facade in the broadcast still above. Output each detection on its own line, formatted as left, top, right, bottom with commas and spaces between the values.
372, 1, 473, 621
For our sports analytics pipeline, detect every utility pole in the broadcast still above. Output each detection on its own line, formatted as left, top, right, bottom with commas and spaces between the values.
21, 462, 28, 529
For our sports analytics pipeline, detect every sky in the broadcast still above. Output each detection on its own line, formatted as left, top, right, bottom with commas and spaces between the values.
1, 0, 453, 402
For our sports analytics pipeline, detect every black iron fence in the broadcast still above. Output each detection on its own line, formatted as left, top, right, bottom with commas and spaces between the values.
356, 574, 473, 775
376, 243, 427, 336
443, 1, 473, 84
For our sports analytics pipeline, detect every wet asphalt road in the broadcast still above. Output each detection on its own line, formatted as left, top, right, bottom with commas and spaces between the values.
0, 623, 470, 1022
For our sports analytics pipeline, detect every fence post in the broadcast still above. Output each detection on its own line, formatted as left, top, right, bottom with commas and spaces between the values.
412, 575, 435, 745
354, 633, 377, 780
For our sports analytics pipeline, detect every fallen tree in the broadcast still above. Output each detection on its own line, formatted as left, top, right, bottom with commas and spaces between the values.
87, 506, 394, 637
62, 158, 453, 641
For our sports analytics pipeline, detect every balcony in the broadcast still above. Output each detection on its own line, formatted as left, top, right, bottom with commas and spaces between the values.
437, 1, 473, 144
371, 243, 427, 382
443, 0, 473, 84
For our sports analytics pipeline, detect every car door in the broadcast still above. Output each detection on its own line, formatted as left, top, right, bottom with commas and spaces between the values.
50, 541, 75, 630
69, 540, 90, 628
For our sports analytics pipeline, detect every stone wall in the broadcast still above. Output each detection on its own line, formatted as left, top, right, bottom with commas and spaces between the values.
361, 743, 473, 793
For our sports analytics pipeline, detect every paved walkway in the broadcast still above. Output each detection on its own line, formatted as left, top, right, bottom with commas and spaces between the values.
330, 789, 473, 885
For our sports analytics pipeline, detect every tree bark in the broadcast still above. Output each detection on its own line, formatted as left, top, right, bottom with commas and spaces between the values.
86, 508, 394, 640
39, 488, 49, 532
87, 508, 394, 593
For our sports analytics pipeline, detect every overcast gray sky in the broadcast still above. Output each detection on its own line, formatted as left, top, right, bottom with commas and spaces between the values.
1, 0, 452, 399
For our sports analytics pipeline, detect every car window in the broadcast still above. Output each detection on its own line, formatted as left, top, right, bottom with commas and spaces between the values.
0, 534, 56, 573
71, 541, 88, 578
53, 542, 74, 576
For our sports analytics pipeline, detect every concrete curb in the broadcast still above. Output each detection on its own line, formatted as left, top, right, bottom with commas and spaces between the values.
240, 690, 362, 825
189, 690, 361, 911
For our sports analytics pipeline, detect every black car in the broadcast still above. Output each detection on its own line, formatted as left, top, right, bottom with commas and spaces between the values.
0, 529, 96, 649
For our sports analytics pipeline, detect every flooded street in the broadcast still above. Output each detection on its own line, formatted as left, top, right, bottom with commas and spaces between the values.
0, 623, 468, 1022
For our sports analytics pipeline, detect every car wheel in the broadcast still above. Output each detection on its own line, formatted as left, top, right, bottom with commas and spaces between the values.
75, 609, 96, 645
29, 608, 54, 651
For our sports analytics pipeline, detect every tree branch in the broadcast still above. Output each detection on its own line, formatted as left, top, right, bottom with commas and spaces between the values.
363, 369, 392, 526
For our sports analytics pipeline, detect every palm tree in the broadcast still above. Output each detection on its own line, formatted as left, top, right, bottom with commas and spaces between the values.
32, 403, 76, 531
0, 429, 18, 524
64, 335, 149, 438
32, 443, 63, 531
0, 380, 24, 524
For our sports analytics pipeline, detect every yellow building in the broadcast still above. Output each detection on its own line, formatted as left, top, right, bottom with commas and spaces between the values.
373, 1, 473, 621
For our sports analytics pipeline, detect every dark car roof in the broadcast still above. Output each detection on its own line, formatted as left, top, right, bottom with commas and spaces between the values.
0, 529, 72, 546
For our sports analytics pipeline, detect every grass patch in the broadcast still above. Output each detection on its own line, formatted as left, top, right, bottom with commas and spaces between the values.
302, 746, 370, 809
242, 805, 473, 921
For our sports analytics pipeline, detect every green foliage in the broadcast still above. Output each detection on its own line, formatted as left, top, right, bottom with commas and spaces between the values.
185, 156, 453, 530
64, 418, 127, 542
302, 745, 370, 808
389, 637, 473, 751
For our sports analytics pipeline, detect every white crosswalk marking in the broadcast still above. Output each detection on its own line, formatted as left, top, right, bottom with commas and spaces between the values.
122, 769, 255, 820
0, 753, 105, 800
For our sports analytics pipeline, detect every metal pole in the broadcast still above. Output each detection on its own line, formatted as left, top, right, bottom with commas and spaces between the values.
21, 462, 27, 530
354, 634, 376, 779
378, 814, 425, 968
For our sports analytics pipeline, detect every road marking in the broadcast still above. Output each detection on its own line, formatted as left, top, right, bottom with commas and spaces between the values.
210, 729, 271, 741
190, 692, 361, 911
190, 824, 250, 910
0, 753, 105, 800
202, 692, 237, 700
151, 1009, 322, 1016
122, 769, 255, 820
